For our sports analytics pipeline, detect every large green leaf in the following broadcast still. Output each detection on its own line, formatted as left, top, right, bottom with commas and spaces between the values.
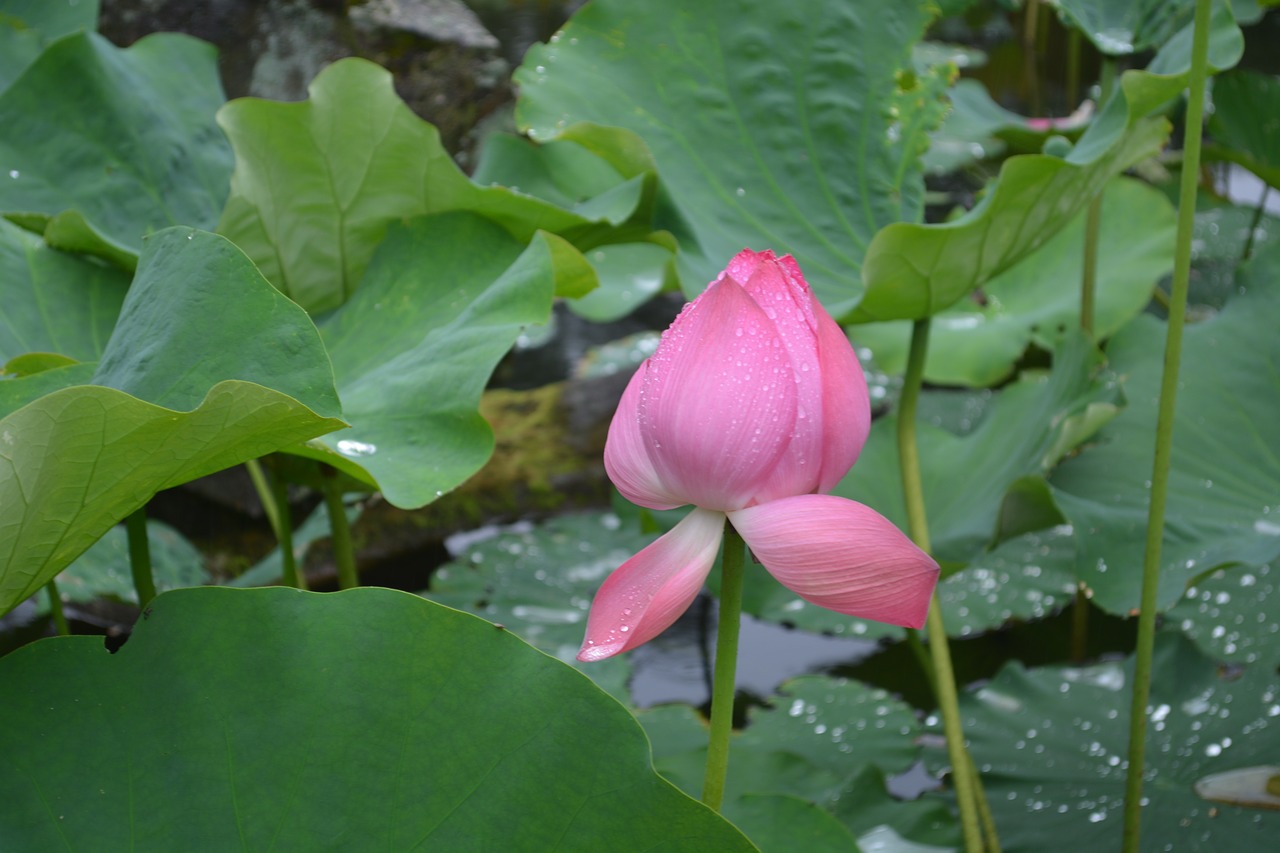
943, 632, 1280, 852
217, 58, 598, 315
0, 31, 232, 263
1051, 241, 1280, 615
0, 0, 99, 92
1207, 69, 1280, 190
286, 213, 558, 509
95, 229, 342, 414
853, 5, 1242, 323
1053, 0, 1196, 55
0, 216, 128, 363
0, 587, 755, 852
0, 229, 345, 616
853, 178, 1176, 386
515, 0, 938, 319
471, 132, 647, 226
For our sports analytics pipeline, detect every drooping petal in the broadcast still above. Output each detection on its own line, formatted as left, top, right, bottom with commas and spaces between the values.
815, 311, 870, 492
577, 508, 726, 662
604, 365, 685, 510
639, 279, 797, 511
729, 495, 938, 629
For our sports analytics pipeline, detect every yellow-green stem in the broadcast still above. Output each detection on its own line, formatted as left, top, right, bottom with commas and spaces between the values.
247, 458, 304, 588
45, 580, 69, 636
701, 521, 746, 812
245, 458, 282, 538
125, 507, 156, 608
898, 318, 989, 853
1121, 1, 1212, 849
320, 467, 359, 590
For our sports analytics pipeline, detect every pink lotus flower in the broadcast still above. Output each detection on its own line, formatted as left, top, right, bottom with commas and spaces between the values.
578, 250, 940, 662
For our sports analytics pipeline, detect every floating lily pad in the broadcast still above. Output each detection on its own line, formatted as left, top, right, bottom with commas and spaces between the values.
0, 228, 345, 616
1051, 241, 1280, 615
639, 676, 952, 846
516, 0, 940, 318
46, 519, 207, 610
721, 793, 860, 853
0, 31, 232, 263
1167, 562, 1278, 666
285, 213, 560, 509
854, 178, 1176, 386
217, 58, 597, 316
426, 510, 659, 701
0, 587, 755, 852
938, 631, 1280, 852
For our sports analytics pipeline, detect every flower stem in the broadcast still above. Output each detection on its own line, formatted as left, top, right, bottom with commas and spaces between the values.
246, 457, 304, 588
1079, 57, 1116, 342
1122, 1, 1212, 849
45, 579, 69, 636
320, 466, 359, 590
272, 464, 304, 590
702, 520, 746, 812
245, 458, 282, 538
898, 318, 988, 853
125, 507, 156, 608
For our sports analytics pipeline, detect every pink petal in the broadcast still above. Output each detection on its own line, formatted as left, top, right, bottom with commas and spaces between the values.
639, 279, 797, 511
578, 508, 726, 662
816, 312, 870, 492
604, 365, 685, 510
729, 495, 938, 629
735, 253, 827, 503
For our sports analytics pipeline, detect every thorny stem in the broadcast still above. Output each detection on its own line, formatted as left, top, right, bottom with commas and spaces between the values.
701, 521, 746, 812
1122, 0, 1213, 849
898, 318, 992, 853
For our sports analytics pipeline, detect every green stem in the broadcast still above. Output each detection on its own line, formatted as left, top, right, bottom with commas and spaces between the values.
701, 521, 746, 812
272, 465, 304, 590
1066, 28, 1081, 108
1121, 1, 1212, 849
45, 579, 69, 636
247, 458, 304, 589
1071, 584, 1090, 662
1242, 185, 1269, 263
1079, 58, 1115, 341
320, 467, 359, 590
904, 626, 936, 688
245, 458, 281, 538
125, 507, 156, 608
898, 319, 988, 853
